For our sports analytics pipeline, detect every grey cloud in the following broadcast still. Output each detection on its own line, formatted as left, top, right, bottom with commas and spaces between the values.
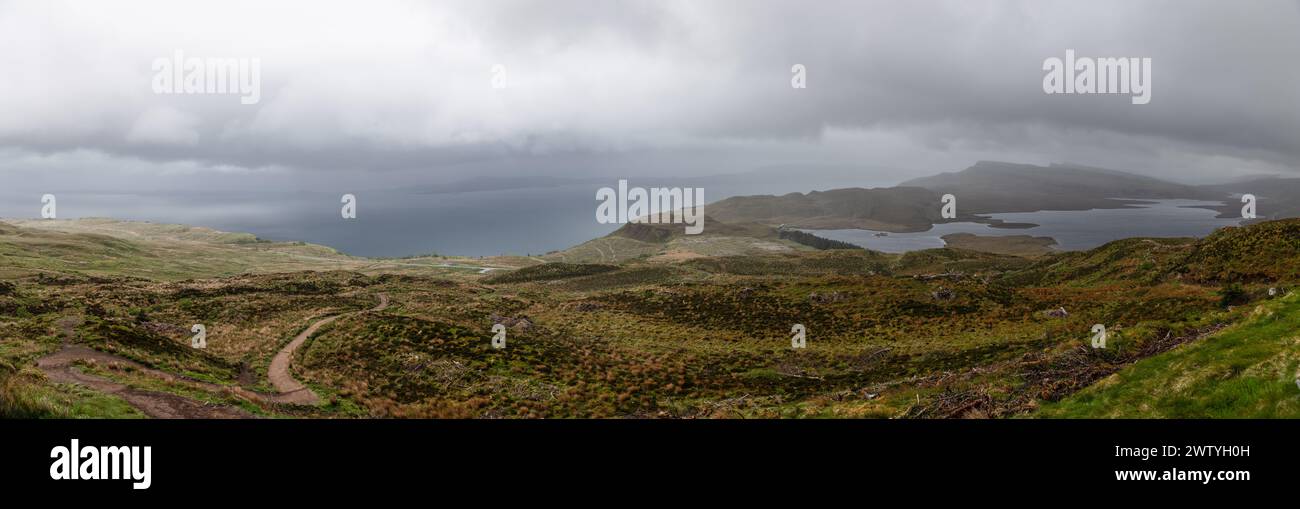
0, 0, 1296, 187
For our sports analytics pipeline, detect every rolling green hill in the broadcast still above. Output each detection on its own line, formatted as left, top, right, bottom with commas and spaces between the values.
546, 216, 807, 263
4, 215, 1300, 419
1039, 292, 1300, 418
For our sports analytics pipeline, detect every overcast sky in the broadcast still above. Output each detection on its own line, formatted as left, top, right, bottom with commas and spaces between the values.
1, 0, 1298, 197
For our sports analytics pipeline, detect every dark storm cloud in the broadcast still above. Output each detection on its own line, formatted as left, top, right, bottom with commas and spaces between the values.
0, 0, 1297, 186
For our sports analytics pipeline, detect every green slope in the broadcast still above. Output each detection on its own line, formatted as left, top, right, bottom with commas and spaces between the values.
1038, 292, 1300, 418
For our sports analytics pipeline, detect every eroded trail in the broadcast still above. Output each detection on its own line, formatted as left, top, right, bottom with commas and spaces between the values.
267, 293, 389, 405
37, 345, 254, 419
35, 293, 389, 417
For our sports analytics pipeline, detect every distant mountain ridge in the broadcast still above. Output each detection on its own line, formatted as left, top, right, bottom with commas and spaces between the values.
706, 161, 1230, 231
1197, 176, 1300, 222
899, 160, 1213, 213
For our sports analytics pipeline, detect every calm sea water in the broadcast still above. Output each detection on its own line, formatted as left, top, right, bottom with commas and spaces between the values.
0, 172, 887, 257
808, 199, 1242, 253
0, 183, 1242, 258
0, 187, 618, 258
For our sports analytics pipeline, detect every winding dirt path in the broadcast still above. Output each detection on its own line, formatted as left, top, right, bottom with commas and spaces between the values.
267, 293, 389, 405
37, 345, 254, 419
35, 293, 389, 417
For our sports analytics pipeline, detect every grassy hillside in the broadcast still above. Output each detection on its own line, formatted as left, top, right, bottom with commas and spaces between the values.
3, 216, 1297, 419
940, 233, 1056, 257
1039, 292, 1300, 418
1178, 219, 1300, 283
546, 217, 805, 264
